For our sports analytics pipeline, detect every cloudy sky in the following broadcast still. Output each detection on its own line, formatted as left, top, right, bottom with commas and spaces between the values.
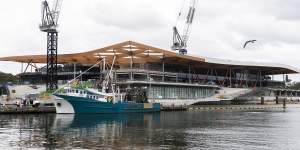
0, 0, 299, 80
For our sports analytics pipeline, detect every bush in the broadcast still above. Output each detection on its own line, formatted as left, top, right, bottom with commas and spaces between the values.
288, 82, 300, 90
0, 71, 18, 84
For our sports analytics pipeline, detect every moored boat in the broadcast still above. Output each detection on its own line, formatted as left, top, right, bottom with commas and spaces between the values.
54, 85, 160, 114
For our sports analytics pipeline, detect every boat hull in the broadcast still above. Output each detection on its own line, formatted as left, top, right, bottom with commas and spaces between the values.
54, 95, 161, 114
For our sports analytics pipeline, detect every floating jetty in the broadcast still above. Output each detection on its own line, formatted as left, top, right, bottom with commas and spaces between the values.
188, 104, 286, 111
1, 104, 299, 114
162, 103, 300, 112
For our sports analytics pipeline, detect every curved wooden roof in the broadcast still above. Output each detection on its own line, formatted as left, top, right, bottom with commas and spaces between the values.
0, 40, 298, 74
0, 41, 205, 65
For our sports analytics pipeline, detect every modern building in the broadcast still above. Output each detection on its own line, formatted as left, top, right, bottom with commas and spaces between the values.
1, 41, 299, 106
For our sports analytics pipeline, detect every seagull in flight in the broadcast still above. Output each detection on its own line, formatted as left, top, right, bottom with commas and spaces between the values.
243, 40, 257, 48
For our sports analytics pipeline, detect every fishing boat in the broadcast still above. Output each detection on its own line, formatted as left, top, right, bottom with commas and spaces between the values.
53, 56, 161, 114
54, 85, 161, 114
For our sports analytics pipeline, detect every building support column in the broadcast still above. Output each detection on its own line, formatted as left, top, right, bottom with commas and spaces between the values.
73, 63, 76, 79
229, 67, 232, 88
283, 91, 287, 108
21, 62, 23, 73
245, 70, 248, 88
103, 57, 106, 71
283, 74, 286, 87
98, 58, 102, 80
147, 63, 150, 81
24, 60, 33, 73
114, 71, 117, 83
259, 69, 262, 87
188, 63, 191, 84
130, 55, 133, 81
279, 91, 282, 97
162, 58, 165, 82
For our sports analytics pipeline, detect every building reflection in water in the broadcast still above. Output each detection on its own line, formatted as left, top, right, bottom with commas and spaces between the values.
0, 110, 294, 149
1, 113, 187, 149
50, 112, 184, 149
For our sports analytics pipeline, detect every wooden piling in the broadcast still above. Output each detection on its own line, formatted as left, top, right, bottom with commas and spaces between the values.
261, 97, 264, 105
283, 98, 286, 108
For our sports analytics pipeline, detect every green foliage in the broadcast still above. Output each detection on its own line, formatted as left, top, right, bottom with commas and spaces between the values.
0, 71, 18, 84
288, 82, 300, 90
72, 81, 93, 89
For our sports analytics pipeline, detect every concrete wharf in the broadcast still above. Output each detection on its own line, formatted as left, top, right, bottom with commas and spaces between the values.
0, 105, 55, 114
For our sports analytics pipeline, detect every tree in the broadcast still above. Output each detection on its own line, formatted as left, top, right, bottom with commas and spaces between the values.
288, 82, 300, 90
0, 71, 18, 84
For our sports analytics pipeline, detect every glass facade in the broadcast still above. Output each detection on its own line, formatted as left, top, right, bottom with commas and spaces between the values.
147, 86, 215, 99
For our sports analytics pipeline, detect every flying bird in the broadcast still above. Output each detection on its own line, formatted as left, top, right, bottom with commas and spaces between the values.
243, 40, 257, 48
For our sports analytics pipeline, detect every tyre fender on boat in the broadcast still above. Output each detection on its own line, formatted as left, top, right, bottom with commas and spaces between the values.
106, 96, 113, 103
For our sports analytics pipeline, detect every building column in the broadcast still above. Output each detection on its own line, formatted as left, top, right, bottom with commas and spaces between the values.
279, 91, 282, 97
73, 63, 76, 79
188, 63, 191, 84
162, 58, 165, 82
229, 67, 232, 87
282, 74, 284, 81
245, 70, 248, 88
147, 63, 150, 81
21, 62, 24, 73
259, 69, 262, 87
130, 55, 133, 80
103, 57, 106, 71
103, 57, 106, 81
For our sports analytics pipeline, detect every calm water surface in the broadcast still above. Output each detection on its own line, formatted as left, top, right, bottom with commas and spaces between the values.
0, 107, 300, 150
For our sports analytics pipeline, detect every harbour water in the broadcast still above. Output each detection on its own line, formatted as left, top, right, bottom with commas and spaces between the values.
0, 107, 300, 149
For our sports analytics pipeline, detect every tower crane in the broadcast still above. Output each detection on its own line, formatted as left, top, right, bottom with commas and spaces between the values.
171, 0, 197, 55
39, 0, 62, 90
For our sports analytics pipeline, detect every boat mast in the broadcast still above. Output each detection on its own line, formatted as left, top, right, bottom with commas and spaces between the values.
102, 56, 116, 94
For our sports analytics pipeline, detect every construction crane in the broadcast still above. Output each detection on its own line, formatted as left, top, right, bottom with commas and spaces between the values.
39, 0, 62, 90
171, 0, 197, 55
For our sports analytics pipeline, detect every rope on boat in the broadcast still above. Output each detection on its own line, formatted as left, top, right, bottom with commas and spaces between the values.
52, 59, 104, 94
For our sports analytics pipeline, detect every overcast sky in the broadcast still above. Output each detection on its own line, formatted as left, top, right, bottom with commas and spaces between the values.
0, 0, 299, 80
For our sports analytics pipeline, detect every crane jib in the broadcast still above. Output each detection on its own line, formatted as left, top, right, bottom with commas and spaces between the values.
186, 7, 195, 24
171, 0, 197, 55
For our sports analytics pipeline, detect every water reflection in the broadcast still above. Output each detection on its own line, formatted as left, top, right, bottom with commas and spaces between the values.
0, 109, 300, 149
50, 113, 174, 149
0, 114, 56, 149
